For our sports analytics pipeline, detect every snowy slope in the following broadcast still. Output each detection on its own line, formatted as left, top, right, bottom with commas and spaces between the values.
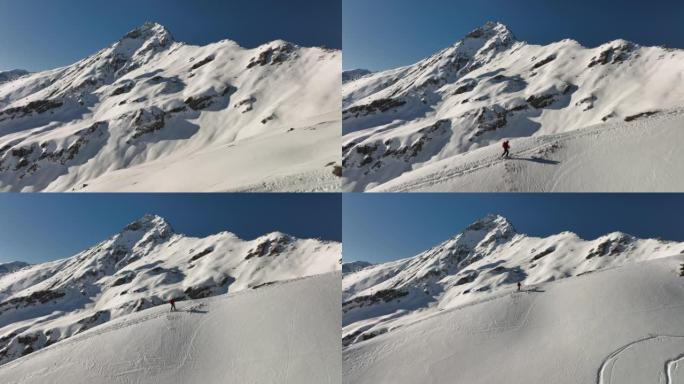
0, 272, 341, 384
0, 214, 340, 366
342, 21, 684, 191
0, 22, 341, 192
342, 214, 684, 347
373, 108, 684, 192
344, 256, 684, 384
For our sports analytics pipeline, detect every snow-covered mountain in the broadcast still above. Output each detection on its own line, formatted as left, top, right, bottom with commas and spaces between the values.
342, 260, 373, 274
0, 272, 341, 384
342, 21, 684, 191
0, 214, 340, 366
342, 69, 372, 83
342, 214, 684, 347
0, 70, 29, 84
344, 255, 684, 384
0, 22, 341, 192
0, 261, 30, 276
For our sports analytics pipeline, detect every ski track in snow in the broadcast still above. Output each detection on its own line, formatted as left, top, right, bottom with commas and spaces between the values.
598, 335, 684, 384
373, 110, 684, 192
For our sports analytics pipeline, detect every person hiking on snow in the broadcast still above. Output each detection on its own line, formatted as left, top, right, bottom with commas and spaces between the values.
517, 282, 522, 292
169, 298, 177, 312
501, 140, 511, 158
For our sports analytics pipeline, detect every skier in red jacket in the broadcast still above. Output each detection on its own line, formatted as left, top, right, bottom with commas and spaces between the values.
169, 298, 177, 312
502, 140, 511, 158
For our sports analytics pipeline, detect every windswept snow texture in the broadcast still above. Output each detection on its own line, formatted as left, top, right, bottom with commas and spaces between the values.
342, 215, 684, 354
0, 22, 341, 192
0, 214, 340, 367
0, 272, 341, 384
342, 21, 684, 191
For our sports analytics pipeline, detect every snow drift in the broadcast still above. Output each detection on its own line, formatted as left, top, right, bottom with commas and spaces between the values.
0, 22, 341, 192
342, 21, 684, 191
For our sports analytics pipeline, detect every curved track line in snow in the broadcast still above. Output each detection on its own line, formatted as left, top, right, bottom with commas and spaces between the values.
597, 335, 684, 384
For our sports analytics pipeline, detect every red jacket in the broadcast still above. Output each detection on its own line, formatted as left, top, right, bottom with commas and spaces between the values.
503, 141, 510, 150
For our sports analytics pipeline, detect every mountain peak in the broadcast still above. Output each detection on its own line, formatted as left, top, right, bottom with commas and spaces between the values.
465, 21, 516, 41
464, 214, 515, 233
121, 22, 174, 44
122, 214, 173, 235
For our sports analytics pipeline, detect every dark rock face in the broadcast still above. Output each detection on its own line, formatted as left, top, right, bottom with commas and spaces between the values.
588, 43, 635, 68
453, 79, 478, 95
190, 247, 214, 262
183, 276, 234, 299
531, 246, 556, 262
586, 235, 634, 260
245, 236, 292, 260
475, 106, 507, 134
75, 310, 110, 334
527, 94, 557, 109
343, 120, 451, 177
111, 81, 135, 96
247, 43, 295, 69
131, 108, 165, 139
342, 98, 407, 120
0, 290, 65, 313
342, 289, 410, 312
624, 110, 659, 122
0, 99, 63, 122
190, 55, 215, 71
532, 54, 557, 69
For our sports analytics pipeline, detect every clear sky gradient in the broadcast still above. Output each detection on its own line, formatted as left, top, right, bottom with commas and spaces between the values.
0, 193, 341, 265
0, 0, 341, 71
343, 194, 684, 264
343, 0, 684, 71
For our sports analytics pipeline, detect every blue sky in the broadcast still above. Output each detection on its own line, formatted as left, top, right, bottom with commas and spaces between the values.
343, 0, 684, 71
0, 0, 341, 71
343, 194, 684, 264
0, 193, 341, 265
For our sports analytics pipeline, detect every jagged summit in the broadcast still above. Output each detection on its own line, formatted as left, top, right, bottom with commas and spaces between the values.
463, 214, 515, 232
121, 213, 173, 233
120, 22, 174, 44
464, 21, 516, 41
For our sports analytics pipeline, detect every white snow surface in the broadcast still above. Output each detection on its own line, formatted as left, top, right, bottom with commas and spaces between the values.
0, 272, 341, 384
342, 215, 684, 351
0, 214, 340, 366
344, 255, 684, 383
342, 21, 684, 191
0, 22, 341, 192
